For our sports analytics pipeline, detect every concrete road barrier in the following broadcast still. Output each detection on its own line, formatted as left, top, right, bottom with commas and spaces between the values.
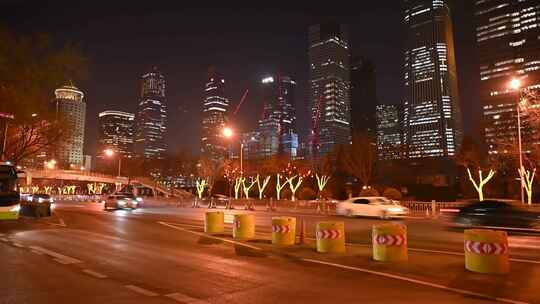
233, 214, 255, 240
464, 229, 509, 274
204, 211, 224, 234
316, 222, 345, 253
372, 223, 408, 262
271, 217, 296, 247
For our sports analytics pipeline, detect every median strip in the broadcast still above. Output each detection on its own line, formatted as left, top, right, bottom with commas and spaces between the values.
302, 258, 529, 304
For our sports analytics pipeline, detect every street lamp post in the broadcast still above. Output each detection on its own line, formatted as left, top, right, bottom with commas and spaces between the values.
104, 149, 122, 177
222, 127, 243, 175
510, 78, 525, 204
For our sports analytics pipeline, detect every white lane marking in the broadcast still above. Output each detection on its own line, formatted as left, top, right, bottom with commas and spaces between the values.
166, 292, 209, 303
0, 237, 9, 242
508, 237, 540, 250
82, 269, 108, 279
12, 242, 25, 248
49, 216, 67, 227
158, 221, 262, 251
30, 250, 44, 255
28, 246, 82, 264
124, 285, 158, 297
0, 233, 5, 237
302, 258, 529, 304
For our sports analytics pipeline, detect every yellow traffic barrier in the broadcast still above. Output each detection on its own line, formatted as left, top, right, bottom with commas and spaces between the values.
204, 211, 224, 234
233, 214, 255, 240
464, 229, 509, 274
372, 223, 408, 262
316, 222, 345, 253
272, 217, 296, 246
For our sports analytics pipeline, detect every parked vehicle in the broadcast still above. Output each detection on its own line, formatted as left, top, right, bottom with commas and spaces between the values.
0, 162, 20, 220
32, 194, 54, 204
336, 196, 409, 219
448, 200, 540, 230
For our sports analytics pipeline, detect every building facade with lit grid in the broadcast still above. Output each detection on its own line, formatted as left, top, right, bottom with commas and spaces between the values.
54, 84, 86, 168
308, 21, 351, 158
201, 69, 230, 161
134, 67, 167, 160
97, 111, 135, 160
402, 0, 463, 160
255, 75, 298, 159
475, 0, 540, 155
376, 104, 403, 161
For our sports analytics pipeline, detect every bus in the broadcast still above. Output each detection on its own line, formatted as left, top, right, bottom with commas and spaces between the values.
0, 162, 20, 220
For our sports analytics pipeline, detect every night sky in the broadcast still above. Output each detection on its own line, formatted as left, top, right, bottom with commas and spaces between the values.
0, 1, 479, 157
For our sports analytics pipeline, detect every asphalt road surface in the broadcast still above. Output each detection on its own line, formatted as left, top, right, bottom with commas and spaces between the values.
1, 200, 539, 304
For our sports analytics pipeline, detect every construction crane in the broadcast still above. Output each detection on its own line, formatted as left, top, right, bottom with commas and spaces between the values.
232, 89, 250, 116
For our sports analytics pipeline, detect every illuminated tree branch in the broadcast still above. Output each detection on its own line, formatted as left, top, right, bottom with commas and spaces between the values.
315, 174, 330, 195
242, 176, 258, 200
256, 174, 271, 199
234, 177, 244, 200
196, 179, 208, 199
518, 167, 536, 205
275, 174, 289, 200
467, 168, 495, 201
288, 175, 303, 201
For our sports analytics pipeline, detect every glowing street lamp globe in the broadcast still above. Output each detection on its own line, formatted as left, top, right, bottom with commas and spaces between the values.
222, 127, 233, 138
510, 78, 521, 90
104, 149, 114, 157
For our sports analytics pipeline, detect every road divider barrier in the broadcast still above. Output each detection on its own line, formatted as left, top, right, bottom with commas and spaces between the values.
372, 223, 408, 262
271, 217, 296, 246
233, 214, 255, 240
464, 229, 509, 274
204, 211, 224, 234
316, 222, 345, 253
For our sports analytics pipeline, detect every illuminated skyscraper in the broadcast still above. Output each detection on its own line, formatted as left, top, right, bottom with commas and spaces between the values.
376, 104, 402, 161
257, 75, 298, 159
308, 21, 351, 158
475, 0, 540, 155
54, 84, 86, 168
201, 69, 230, 161
97, 110, 135, 159
402, 0, 462, 159
134, 67, 167, 160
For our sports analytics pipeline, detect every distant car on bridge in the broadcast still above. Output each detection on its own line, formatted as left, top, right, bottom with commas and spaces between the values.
336, 197, 409, 219
102, 193, 141, 211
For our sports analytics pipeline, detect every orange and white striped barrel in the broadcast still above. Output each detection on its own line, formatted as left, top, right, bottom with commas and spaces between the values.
316, 222, 345, 253
271, 217, 296, 246
372, 223, 408, 262
464, 229, 509, 274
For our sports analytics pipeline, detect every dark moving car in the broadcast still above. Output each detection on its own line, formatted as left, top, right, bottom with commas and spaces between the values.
451, 200, 540, 229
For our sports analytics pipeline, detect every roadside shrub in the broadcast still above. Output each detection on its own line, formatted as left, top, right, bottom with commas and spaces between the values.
359, 188, 380, 197
383, 187, 402, 200
298, 187, 317, 200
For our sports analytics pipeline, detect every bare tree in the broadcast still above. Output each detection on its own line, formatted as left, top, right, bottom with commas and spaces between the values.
340, 132, 377, 187
197, 157, 223, 196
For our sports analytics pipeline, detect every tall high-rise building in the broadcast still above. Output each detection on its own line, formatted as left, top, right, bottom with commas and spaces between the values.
256, 75, 298, 159
97, 110, 135, 159
351, 56, 377, 136
475, 0, 540, 155
308, 21, 351, 158
402, 0, 462, 160
134, 67, 167, 160
376, 104, 403, 161
201, 69, 230, 161
54, 84, 86, 169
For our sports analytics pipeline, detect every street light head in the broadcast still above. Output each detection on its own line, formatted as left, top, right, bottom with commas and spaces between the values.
104, 149, 114, 157
222, 127, 233, 138
510, 78, 522, 90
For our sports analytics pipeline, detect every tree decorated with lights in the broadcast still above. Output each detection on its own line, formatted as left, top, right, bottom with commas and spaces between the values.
256, 174, 271, 199
275, 174, 289, 200
242, 176, 257, 200
518, 167, 536, 205
196, 179, 207, 199
315, 174, 330, 197
234, 177, 244, 200
467, 169, 495, 202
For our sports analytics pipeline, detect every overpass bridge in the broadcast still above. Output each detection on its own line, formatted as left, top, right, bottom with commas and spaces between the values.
20, 169, 193, 198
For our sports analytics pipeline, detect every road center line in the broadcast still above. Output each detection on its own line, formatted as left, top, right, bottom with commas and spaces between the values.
0, 237, 9, 242
28, 246, 82, 264
82, 269, 108, 279
158, 221, 262, 251
124, 285, 158, 297
166, 292, 209, 303
302, 258, 529, 304
11, 242, 25, 248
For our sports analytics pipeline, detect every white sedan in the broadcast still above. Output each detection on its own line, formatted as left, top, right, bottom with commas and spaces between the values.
336, 197, 408, 219
102, 193, 141, 210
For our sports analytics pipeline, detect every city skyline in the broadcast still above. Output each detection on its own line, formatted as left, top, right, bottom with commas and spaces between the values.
0, 2, 479, 157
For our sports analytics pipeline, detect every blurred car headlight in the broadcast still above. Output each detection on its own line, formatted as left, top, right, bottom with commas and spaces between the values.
117, 200, 126, 206
38, 198, 44, 203
388, 207, 404, 212
10, 204, 20, 212
50, 203, 56, 210
135, 197, 143, 202
50, 198, 54, 203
